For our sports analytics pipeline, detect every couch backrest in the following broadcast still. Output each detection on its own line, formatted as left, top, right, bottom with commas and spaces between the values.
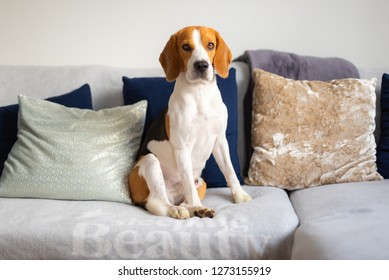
0, 63, 385, 178
0, 65, 165, 110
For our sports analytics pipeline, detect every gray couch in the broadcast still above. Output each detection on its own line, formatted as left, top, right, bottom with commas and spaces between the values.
0, 60, 388, 260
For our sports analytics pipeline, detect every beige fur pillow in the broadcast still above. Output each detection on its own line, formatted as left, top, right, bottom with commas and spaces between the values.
246, 69, 383, 190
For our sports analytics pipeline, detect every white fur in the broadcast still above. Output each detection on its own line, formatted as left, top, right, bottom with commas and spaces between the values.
138, 29, 251, 219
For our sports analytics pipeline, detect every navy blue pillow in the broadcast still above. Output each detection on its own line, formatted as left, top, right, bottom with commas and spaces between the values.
377, 73, 389, 178
122, 68, 243, 188
0, 84, 92, 177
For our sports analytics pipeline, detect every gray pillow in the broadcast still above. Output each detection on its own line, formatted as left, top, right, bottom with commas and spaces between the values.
0, 96, 147, 203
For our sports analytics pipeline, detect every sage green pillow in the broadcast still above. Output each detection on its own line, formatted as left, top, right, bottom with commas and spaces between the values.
0, 95, 147, 203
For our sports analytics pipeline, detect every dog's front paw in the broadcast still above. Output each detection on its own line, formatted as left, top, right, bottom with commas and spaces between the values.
233, 189, 252, 204
193, 207, 215, 218
168, 206, 190, 219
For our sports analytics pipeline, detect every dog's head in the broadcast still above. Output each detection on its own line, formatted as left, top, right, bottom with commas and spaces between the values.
159, 26, 232, 82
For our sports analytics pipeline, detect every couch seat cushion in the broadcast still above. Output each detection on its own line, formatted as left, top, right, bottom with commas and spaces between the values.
0, 186, 298, 259
290, 180, 389, 259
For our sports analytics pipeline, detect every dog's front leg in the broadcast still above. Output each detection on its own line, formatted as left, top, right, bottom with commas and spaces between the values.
213, 135, 252, 203
174, 148, 202, 207
173, 148, 215, 218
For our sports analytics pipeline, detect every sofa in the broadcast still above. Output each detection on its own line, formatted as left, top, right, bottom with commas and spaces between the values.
0, 50, 388, 260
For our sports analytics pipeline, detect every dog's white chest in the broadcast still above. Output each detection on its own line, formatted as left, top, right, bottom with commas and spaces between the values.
189, 108, 222, 159
169, 81, 226, 147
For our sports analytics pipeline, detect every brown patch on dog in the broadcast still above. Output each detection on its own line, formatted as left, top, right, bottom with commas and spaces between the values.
129, 164, 149, 207
196, 179, 207, 201
165, 113, 170, 139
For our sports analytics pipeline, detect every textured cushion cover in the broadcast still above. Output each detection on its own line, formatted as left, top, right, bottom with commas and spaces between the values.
246, 69, 383, 189
235, 50, 360, 176
377, 73, 389, 178
0, 84, 92, 177
122, 68, 243, 188
0, 96, 147, 203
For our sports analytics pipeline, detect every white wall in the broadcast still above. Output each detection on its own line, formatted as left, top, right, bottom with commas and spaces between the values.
1, 0, 388, 68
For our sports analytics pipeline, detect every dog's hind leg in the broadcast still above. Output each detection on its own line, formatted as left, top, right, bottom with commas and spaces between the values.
133, 154, 190, 219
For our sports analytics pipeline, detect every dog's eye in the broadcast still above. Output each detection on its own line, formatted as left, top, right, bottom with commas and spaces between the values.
207, 42, 215, 50
182, 44, 191, 51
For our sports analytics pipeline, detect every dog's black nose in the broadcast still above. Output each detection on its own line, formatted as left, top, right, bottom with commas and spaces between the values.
194, 61, 209, 73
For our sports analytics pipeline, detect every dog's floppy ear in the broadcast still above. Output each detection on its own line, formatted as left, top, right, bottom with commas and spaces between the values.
159, 33, 182, 82
213, 31, 232, 79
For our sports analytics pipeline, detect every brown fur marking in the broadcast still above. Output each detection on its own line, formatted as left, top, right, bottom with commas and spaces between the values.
129, 164, 149, 207
196, 180, 207, 201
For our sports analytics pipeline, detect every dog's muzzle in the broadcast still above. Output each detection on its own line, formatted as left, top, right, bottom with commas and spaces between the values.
194, 61, 209, 74
187, 60, 214, 82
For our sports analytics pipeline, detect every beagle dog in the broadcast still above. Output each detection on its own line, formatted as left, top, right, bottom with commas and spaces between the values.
129, 26, 252, 219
